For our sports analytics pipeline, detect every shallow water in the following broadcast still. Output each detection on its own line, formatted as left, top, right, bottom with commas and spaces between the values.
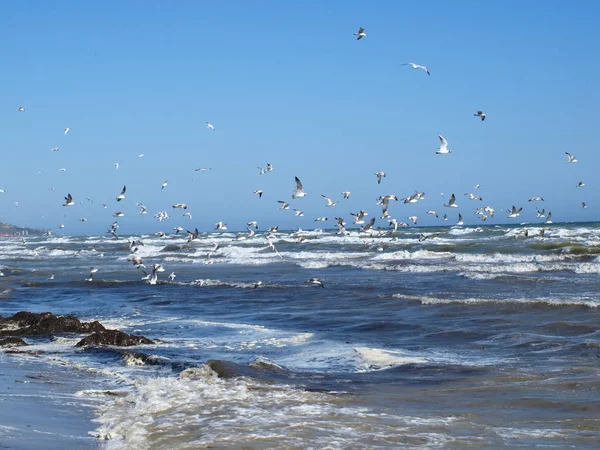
1, 223, 599, 448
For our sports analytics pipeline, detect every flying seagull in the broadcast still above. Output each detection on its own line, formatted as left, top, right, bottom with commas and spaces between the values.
254, 189, 263, 198
456, 214, 464, 226
63, 193, 75, 206
436, 135, 452, 154
206, 122, 215, 131
342, 191, 351, 199
322, 195, 337, 207
114, 162, 119, 170
294, 209, 304, 216
507, 205, 523, 218
116, 185, 126, 201
528, 197, 544, 202
576, 181, 585, 187
375, 172, 386, 184
582, 202, 587, 208
402, 62, 430, 76
444, 193, 458, 208
353, 27, 366, 40
64, 127, 71, 135
565, 152, 578, 163
18, 106, 24, 112
292, 176, 307, 199
278, 200, 290, 210
172, 203, 188, 209
474, 111, 486, 121
161, 180, 168, 190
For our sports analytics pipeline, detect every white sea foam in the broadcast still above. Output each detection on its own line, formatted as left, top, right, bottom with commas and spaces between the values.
353, 347, 427, 371
394, 294, 600, 308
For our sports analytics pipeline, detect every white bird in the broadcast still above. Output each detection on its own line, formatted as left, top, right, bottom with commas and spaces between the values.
565, 152, 578, 163
64, 127, 70, 135
294, 209, 304, 217
342, 191, 351, 199
444, 193, 459, 208
507, 205, 523, 218
59, 168, 67, 172
306, 277, 325, 288
52, 147, 59, 152
79, 218, 87, 223
314, 217, 328, 222
292, 176, 307, 198
582, 202, 587, 208
113, 212, 125, 217
206, 122, 215, 131
172, 203, 188, 209
18, 106, 24, 112
351, 210, 368, 224
528, 197, 544, 202
137, 203, 148, 215
168, 272, 176, 282
114, 162, 119, 170
545, 212, 553, 224
375, 172, 386, 184
536, 208, 545, 218
195, 167, 212, 172
138, 153, 144, 158
322, 195, 337, 207
474, 111, 486, 121
353, 27, 366, 40
408, 216, 418, 225
426, 210, 438, 218
576, 181, 585, 187
247, 221, 259, 229
161, 180, 168, 190
183, 212, 193, 220
278, 200, 290, 210
456, 214, 464, 226
436, 135, 452, 154
402, 62, 430, 76
173, 226, 184, 234
215, 222, 227, 230
116, 185, 126, 201
254, 189, 263, 198
266, 163, 274, 172
63, 193, 75, 206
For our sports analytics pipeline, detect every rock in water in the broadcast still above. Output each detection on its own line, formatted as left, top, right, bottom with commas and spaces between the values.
0, 311, 105, 337
0, 337, 29, 347
75, 330, 154, 347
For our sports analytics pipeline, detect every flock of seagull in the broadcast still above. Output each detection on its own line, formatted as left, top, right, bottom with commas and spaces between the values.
4, 26, 589, 287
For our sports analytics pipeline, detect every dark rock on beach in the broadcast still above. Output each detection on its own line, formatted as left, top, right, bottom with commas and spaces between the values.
0, 337, 29, 348
75, 330, 154, 347
0, 311, 106, 337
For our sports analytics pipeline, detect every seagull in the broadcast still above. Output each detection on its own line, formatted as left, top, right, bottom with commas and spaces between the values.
351, 210, 368, 224
426, 210, 438, 218
247, 221, 259, 229
113, 212, 125, 217
114, 162, 119, 170
52, 147, 59, 152
507, 205, 523, 218
306, 277, 325, 288
402, 62, 430, 76
254, 189, 263, 198
267, 226, 279, 233
79, 218, 87, 223
253, 281, 262, 289
375, 172, 386, 184
456, 214, 464, 226
536, 208, 546, 218
582, 202, 587, 208
353, 27, 366, 40
294, 209, 304, 217
528, 197, 544, 202
474, 111, 486, 121
322, 195, 337, 207
137, 203, 148, 215
155, 231, 165, 238
18, 106, 24, 112
444, 193, 459, 208
215, 222, 227, 230
565, 152, 578, 163
545, 212, 553, 224
116, 185, 126, 201
138, 153, 144, 158
172, 203, 188, 209
195, 167, 212, 172
314, 217, 328, 222
266, 163, 274, 172
161, 180, 168, 190
59, 168, 67, 172
187, 228, 199, 242
360, 217, 376, 233
474, 184, 481, 189
278, 200, 290, 210
465, 193, 483, 201
408, 216, 418, 225
148, 263, 165, 285
342, 191, 351, 199
183, 212, 193, 220
63, 193, 75, 206
168, 272, 176, 282
64, 127, 70, 135
292, 176, 307, 198
173, 226, 184, 234
576, 181, 585, 187
206, 122, 215, 131
436, 135, 452, 154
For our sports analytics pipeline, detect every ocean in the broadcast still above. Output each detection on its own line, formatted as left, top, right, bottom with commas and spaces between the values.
1, 222, 599, 449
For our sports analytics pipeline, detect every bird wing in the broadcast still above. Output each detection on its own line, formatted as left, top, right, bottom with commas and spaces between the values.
438, 135, 448, 148
295, 176, 303, 191
120, 185, 126, 196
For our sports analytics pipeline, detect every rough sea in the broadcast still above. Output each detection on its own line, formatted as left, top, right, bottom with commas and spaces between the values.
1, 222, 599, 449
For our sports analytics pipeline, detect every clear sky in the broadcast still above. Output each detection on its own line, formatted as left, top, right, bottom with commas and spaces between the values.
1, 1, 599, 235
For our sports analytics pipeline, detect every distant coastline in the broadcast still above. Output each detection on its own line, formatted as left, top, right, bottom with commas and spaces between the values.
0, 222, 46, 237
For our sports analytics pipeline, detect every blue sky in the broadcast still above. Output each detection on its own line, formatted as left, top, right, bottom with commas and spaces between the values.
1, 1, 599, 234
